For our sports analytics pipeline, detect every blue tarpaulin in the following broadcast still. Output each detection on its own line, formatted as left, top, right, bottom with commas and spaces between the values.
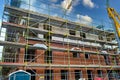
9, 70, 31, 80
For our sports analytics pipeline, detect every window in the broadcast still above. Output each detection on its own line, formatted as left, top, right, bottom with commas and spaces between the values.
61, 70, 68, 80
97, 70, 103, 77
107, 37, 111, 41
69, 30, 76, 35
112, 56, 118, 65
107, 70, 113, 80
104, 55, 110, 65
26, 70, 36, 80
75, 70, 82, 80
45, 70, 53, 80
73, 52, 80, 58
98, 36, 103, 40
9, 15, 18, 24
87, 70, 93, 80
80, 32, 86, 38
113, 70, 120, 79
43, 24, 52, 31
6, 30, 19, 42
44, 34, 52, 41
44, 50, 52, 63
24, 48, 35, 62
20, 18, 27, 26
85, 54, 90, 59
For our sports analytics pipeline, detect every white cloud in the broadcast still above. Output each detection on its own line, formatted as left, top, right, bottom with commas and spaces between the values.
20, 1, 48, 14
61, 0, 72, 13
83, 0, 94, 8
72, 0, 80, 6
30, 0, 36, 5
52, 14, 59, 17
61, 0, 80, 13
29, 0, 37, 11
76, 14, 93, 25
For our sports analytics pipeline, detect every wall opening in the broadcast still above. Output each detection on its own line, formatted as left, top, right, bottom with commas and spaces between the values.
44, 34, 52, 41
69, 30, 76, 35
75, 70, 82, 80
80, 32, 86, 38
24, 48, 36, 62
45, 70, 53, 80
87, 70, 93, 80
44, 50, 52, 63
107, 70, 113, 80
104, 55, 110, 65
98, 36, 103, 40
43, 24, 52, 31
73, 52, 80, 58
97, 70, 103, 77
85, 54, 90, 59
26, 70, 36, 80
61, 70, 68, 80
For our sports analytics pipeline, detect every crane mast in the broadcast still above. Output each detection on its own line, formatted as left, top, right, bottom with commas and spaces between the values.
107, 0, 120, 51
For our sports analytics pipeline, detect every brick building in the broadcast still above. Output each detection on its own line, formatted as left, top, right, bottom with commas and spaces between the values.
0, 0, 120, 80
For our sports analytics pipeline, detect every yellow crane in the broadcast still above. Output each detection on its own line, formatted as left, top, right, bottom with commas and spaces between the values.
106, 0, 120, 51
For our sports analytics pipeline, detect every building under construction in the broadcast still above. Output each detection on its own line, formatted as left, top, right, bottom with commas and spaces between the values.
0, 0, 120, 80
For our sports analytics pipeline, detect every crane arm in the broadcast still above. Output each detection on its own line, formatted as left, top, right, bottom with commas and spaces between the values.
106, 0, 120, 51
107, 7, 120, 37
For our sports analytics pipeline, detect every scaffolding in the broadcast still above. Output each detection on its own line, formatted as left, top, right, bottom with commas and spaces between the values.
0, 0, 120, 80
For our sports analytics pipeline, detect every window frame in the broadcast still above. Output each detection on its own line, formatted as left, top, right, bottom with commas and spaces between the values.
69, 29, 76, 35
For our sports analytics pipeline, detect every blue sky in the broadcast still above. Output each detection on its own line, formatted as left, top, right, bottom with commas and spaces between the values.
0, 0, 4, 24
0, 0, 120, 30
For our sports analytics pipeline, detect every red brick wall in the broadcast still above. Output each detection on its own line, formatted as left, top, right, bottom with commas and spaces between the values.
16, 38, 120, 80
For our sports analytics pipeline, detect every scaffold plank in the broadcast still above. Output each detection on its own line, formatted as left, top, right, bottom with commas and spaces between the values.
0, 40, 118, 56
0, 62, 120, 68
2, 22, 117, 45
4, 5, 115, 36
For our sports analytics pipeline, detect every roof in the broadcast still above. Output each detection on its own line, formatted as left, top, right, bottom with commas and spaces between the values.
9, 70, 31, 76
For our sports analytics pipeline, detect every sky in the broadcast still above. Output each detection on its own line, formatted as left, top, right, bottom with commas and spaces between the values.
26, 0, 119, 30
0, 0, 4, 24
0, 0, 120, 30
